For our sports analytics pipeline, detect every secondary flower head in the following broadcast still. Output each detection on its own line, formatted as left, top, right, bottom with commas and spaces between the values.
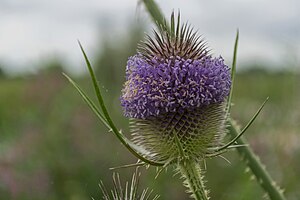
120, 13, 231, 162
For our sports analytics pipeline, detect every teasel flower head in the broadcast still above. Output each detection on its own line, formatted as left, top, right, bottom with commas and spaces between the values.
120, 13, 231, 163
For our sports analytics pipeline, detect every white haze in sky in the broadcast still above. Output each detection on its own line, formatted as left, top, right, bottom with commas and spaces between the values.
0, 0, 299, 74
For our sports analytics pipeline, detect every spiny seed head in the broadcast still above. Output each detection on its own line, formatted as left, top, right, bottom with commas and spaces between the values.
130, 104, 227, 162
120, 12, 231, 162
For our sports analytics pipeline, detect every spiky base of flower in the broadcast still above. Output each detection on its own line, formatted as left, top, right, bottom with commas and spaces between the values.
177, 159, 209, 200
129, 103, 227, 163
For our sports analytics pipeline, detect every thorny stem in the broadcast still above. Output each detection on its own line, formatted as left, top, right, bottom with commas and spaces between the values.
178, 159, 209, 200
174, 135, 208, 200
229, 120, 286, 200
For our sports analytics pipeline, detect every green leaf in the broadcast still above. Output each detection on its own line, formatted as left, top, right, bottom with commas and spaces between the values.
226, 29, 239, 115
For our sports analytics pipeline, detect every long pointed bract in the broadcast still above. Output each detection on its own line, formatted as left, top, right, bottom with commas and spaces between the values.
217, 97, 269, 152
63, 73, 109, 127
226, 30, 239, 114
76, 41, 164, 166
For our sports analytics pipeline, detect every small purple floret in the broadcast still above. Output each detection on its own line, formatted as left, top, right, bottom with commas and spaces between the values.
121, 55, 231, 119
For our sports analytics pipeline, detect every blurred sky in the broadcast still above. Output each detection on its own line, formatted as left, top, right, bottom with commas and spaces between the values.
0, 0, 299, 74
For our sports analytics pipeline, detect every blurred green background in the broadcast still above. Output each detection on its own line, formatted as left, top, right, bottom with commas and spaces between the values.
0, 24, 300, 200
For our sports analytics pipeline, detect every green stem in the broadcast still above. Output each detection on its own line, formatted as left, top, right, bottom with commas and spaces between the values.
178, 159, 209, 200
141, 0, 169, 32
229, 120, 286, 200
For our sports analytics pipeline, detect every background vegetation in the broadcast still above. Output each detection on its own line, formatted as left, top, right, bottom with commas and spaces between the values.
0, 25, 299, 200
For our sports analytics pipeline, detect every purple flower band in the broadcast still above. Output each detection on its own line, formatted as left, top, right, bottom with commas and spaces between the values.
121, 55, 231, 119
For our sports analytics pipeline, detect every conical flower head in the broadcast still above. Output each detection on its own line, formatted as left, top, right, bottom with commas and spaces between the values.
120, 14, 231, 163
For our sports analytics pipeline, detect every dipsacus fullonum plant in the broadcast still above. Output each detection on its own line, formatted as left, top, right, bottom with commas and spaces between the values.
65, 8, 286, 200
